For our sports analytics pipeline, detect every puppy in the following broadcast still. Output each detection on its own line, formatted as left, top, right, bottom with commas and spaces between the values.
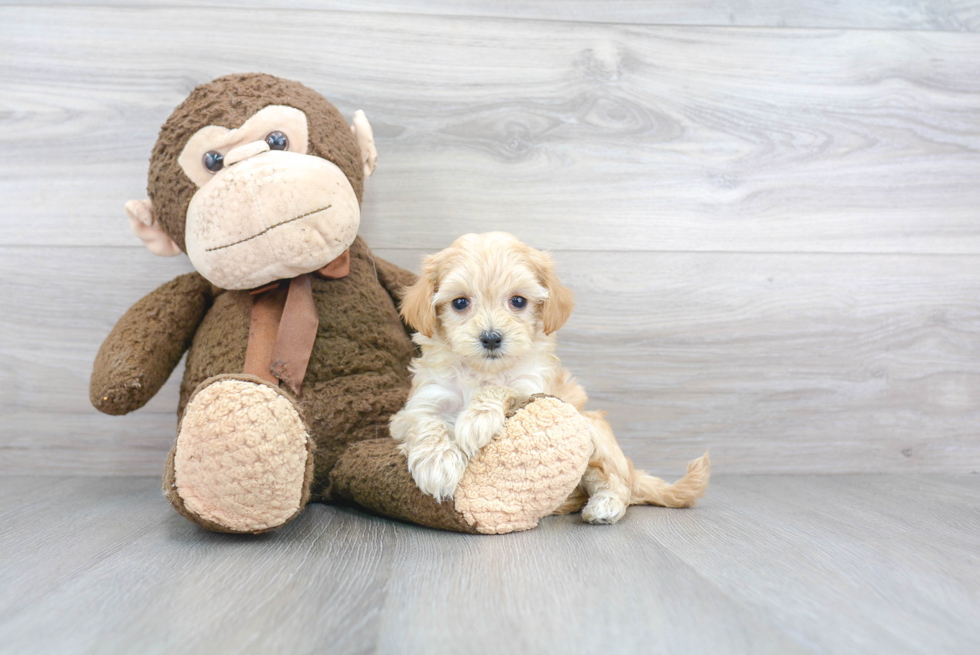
390, 232, 710, 524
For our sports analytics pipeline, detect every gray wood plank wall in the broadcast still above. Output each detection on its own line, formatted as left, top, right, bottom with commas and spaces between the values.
1, 2, 978, 475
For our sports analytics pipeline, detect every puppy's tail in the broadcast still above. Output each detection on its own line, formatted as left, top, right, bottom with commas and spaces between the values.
630, 452, 710, 508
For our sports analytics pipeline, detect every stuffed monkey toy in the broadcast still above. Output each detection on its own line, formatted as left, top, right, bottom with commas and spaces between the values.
90, 73, 593, 534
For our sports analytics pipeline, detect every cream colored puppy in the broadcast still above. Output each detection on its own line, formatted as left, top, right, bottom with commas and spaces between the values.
390, 232, 710, 524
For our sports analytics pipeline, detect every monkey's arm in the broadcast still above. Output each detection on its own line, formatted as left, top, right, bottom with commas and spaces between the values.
90, 272, 214, 415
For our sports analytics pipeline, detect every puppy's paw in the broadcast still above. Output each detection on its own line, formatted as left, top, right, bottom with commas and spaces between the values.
454, 405, 507, 457
404, 438, 469, 502
582, 491, 628, 525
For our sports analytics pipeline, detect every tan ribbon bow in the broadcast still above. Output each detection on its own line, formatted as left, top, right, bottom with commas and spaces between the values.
242, 249, 350, 395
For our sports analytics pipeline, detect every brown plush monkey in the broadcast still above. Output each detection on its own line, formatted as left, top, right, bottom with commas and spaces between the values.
91, 73, 593, 534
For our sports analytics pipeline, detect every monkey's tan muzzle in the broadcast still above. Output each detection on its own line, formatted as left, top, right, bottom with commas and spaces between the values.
184, 150, 360, 290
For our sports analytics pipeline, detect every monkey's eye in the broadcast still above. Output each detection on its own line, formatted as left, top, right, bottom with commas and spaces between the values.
265, 131, 289, 151
203, 151, 224, 173
509, 296, 527, 310
451, 298, 470, 312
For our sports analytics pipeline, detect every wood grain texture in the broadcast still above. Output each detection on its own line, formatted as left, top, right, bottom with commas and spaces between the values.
1, 5, 977, 652
1, 0, 978, 31
0, 477, 172, 616
645, 474, 980, 655
0, 478, 398, 654
371, 498, 807, 655
1, 6, 978, 477
3, 246, 978, 475
1, 7, 979, 253
0, 474, 977, 654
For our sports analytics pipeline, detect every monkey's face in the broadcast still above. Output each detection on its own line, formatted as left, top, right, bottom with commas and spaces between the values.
175, 105, 359, 290
129, 75, 377, 287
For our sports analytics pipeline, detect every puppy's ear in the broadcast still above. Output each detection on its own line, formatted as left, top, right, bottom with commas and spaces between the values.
400, 255, 440, 337
527, 247, 574, 335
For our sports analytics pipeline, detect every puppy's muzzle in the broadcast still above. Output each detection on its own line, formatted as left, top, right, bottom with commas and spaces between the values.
479, 329, 504, 353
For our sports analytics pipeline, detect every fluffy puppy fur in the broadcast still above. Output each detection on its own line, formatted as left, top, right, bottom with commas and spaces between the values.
390, 232, 710, 524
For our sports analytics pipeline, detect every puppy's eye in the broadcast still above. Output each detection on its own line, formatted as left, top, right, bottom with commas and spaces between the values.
451, 298, 470, 312
203, 151, 224, 173
265, 131, 289, 151
509, 296, 527, 310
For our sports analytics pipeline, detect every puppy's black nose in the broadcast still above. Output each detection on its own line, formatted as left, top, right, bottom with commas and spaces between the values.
480, 330, 503, 351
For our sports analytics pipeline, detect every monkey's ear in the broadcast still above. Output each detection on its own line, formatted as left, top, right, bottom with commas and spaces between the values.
350, 110, 378, 178
125, 199, 181, 257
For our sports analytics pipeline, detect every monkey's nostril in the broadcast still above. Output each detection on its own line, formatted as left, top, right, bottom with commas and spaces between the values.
479, 330, 503, 351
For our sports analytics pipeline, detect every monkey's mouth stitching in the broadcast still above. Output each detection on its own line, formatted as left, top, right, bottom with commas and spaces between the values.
205, 205, 332, 252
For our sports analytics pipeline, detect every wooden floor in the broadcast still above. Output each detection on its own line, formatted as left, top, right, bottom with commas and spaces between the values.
1, 474, 977, 654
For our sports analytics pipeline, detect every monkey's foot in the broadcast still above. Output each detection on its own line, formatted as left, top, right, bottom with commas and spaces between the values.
452, 395, 593, 534
164, 374, 314, 533
331, 396, 593, 535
